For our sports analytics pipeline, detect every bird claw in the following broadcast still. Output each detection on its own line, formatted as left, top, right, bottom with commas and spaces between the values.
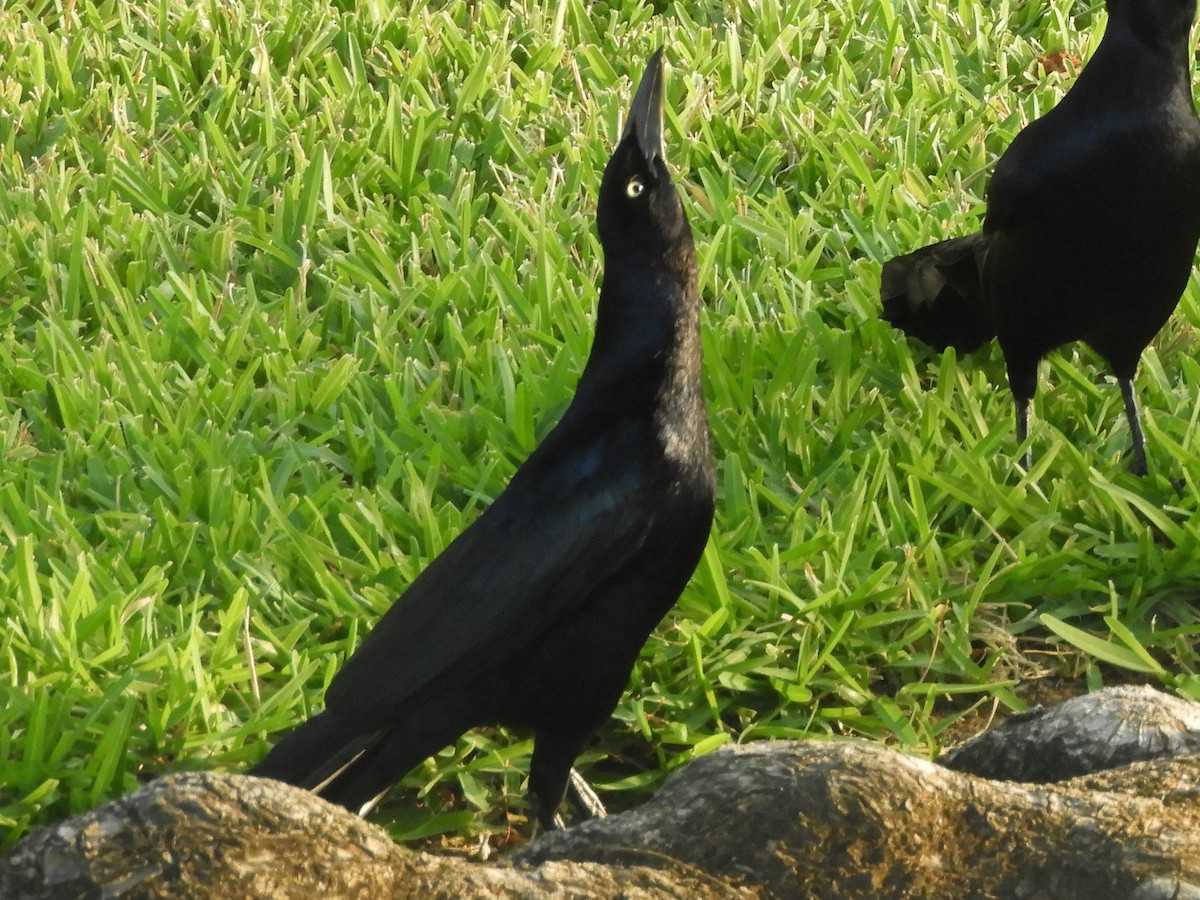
567, 767, 608, 820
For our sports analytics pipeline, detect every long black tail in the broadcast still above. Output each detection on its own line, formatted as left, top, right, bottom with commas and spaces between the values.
248, 711, 384, 800
881, 233, 995, 353
249, 707, 466, 815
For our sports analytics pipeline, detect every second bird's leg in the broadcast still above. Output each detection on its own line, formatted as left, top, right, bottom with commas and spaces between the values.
1014, 396, 1032, 471
1119, 377, 1148, 476
1006, 355, 1038, 472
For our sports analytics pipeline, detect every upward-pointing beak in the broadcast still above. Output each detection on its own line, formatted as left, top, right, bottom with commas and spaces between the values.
621, 48, 665, 167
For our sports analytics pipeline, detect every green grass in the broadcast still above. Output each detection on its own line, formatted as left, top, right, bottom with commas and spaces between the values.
3, 0, 1199, 847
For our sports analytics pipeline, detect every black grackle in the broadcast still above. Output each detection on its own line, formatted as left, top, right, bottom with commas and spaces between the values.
882, 0, 1200, 474
250, 50, 714, 831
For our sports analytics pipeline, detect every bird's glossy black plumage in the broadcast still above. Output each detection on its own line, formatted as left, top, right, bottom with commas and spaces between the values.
882, 0, 1200, 474
249, 50, 714, 831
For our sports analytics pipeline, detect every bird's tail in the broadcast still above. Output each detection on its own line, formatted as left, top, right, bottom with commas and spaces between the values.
248, 712, 384, 802
249, 709, 462, 815
880, 234, 995, 353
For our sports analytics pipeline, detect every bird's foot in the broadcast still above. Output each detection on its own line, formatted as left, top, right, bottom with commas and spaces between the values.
1128, 445, 1148, 477
567, 767, 607, 820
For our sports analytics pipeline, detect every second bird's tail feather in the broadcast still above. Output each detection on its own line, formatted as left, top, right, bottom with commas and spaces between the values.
880, 233, 995, 353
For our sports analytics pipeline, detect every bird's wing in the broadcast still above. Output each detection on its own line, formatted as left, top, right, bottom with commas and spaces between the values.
984, 114, 1074, 234
322, 420, 660, 719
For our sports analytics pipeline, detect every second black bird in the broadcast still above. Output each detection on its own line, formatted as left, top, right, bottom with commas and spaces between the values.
249, 50, 715, 831
882, 0, 1200, 474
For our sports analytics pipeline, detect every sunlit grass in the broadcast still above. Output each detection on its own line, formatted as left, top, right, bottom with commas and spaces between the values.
2, 0, 1198, 846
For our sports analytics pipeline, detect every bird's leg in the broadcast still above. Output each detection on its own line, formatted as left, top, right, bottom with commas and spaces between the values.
528, 733, 590, 832
1015, 396, 1032, 471
1119, 377, 1148, 476
1006, 355, 1038, 473
537, 770, 605, 832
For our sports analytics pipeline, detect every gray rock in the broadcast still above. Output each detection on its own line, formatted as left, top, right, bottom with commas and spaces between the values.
0, 773, 742, 899
518, 740, 1200, 899
939, 684, 1200, 782
4, 685, 1200, 898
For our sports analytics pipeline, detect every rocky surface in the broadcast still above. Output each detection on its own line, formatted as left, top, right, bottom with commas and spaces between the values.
3, 685, 1199, 899
0, 773, 739, 899
518, 739, 1200, 899
939, 684, 1200, 781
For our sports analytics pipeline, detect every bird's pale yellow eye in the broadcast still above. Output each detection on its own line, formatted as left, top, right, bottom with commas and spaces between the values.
625, 177, 645, 198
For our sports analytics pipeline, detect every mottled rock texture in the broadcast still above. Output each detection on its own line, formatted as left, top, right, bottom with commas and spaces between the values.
3, 685, 1199, 899
940, 684, 1200, 781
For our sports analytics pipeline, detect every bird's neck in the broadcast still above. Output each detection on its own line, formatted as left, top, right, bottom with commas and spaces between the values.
1097, 16, 1194, 91
576, 259, 704, 422
1065, 28, 1193, 116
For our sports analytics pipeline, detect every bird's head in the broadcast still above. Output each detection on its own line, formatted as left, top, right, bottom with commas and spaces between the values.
596, 50, 691, 261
